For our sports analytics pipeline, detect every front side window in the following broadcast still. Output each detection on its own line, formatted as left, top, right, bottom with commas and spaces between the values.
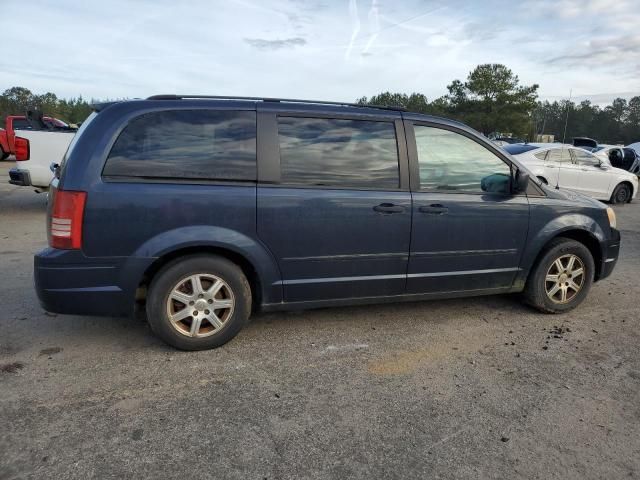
414, 125, 511, 194
277, 117, 399, 189
546, 148, 572, 164
571, 148, 599, 166
103, 110, 256, 181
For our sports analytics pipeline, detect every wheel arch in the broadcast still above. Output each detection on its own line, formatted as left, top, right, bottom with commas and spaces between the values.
612, 180, 635, 203
137, 245, 267, 312
514, 210, 609, 292
121, 226, 283, 313
525, 229, 604, 285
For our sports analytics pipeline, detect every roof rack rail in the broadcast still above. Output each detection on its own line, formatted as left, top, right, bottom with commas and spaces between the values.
146, 94, 406, 112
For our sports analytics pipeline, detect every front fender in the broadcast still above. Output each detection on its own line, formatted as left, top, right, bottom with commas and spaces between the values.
120, 225, 283, 305
515, 209, 607, 289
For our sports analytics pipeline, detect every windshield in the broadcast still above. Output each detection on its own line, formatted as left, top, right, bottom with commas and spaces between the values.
51, 118, 69, 128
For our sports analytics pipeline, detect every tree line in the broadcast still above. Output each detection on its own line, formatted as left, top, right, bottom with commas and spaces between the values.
2, 66, 639, 144
358, 64, 639, 145
0, 86, 93, 125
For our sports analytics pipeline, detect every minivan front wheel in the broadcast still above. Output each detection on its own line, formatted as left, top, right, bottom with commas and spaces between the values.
523, 238, 594, 313
147, 255, 251, 350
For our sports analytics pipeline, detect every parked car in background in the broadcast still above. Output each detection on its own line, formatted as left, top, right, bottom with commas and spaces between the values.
627, 142, 640, 160
35, 95, 621, 350
8, 112, 76, 191
0, 127, 9, 159
504, 143, 638, 203
592, 145, 640, 175
0, 114, 75, 158
573, 137, 598, 151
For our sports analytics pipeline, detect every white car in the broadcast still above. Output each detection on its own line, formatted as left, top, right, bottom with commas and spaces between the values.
504, 143, 638, 204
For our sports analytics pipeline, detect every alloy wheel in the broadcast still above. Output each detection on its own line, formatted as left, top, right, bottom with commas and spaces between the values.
544, 254, 585, 304
165, 273, 235, 337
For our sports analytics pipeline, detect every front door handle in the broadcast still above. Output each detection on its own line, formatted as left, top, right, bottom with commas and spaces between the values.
419, 204, 449, 215
373, 203, 405, 214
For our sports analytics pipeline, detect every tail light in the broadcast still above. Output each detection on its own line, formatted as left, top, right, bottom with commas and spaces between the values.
15, 137, 30, 161
49, 189, 87, 249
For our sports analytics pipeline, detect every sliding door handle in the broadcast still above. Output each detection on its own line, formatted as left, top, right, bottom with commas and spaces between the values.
373, 203, 405, 214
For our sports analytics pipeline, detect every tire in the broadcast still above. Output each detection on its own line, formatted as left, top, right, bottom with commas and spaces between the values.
0, 148, 9, 161
610, 183, 631, 204
146, 254, 252, 350
537, 176, 548, 185
523, 238, 594, 314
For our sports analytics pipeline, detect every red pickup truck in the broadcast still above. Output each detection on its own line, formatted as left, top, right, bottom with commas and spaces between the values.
0, 115, 72, 159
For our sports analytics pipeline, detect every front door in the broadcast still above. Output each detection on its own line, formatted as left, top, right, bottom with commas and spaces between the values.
406, 122, 530, 294
257, 113, 412, 303
570, 147, 610, 199
544, 147, 580, 191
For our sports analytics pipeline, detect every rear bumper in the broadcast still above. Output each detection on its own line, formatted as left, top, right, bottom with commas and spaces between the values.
9, 168, 31, 186
34, 248, 153, 317
598, 228, 620, 281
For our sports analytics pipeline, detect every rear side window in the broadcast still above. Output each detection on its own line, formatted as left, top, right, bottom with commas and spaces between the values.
103, 110, 256, 181
277, 117, 399, 189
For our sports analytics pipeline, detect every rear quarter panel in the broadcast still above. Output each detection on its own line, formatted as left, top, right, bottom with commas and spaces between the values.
61, 101, 283, 306
81, 181, 283, 304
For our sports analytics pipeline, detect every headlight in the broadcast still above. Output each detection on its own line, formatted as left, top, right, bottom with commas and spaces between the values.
606, 207, 617, 229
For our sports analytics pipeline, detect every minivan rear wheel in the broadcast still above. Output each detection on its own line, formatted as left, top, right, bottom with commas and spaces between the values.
147, 255, 251, 350
523, 238, 594, 313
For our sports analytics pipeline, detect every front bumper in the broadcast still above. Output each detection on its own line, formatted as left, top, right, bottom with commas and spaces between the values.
598, 228, 620, 281
34, 248, 153, 317
9, 168, 31, 186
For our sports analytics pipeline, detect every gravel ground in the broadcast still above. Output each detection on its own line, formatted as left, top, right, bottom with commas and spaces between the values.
1, 160, 639, 479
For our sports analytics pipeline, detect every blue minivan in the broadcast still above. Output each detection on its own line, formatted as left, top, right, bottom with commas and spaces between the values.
35, 96, 621, 350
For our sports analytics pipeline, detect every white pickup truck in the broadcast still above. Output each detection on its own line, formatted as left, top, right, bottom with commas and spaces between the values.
8, 113, 75, 192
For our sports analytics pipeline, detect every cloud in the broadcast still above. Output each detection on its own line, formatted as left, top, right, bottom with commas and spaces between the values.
1, 0, 638, 105
524, 0, 639, 18
244, 37, 307, 50
543, 33, 640, 77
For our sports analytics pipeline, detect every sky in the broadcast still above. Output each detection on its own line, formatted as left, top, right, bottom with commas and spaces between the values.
4, 0, 639, 105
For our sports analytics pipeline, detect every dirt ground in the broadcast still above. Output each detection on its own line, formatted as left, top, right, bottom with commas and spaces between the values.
1, 160, 639, 479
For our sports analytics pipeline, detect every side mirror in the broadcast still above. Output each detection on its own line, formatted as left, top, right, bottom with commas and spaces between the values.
50, 162, 61, 178
598, 162, 609, 170
515, 169, 530, 193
